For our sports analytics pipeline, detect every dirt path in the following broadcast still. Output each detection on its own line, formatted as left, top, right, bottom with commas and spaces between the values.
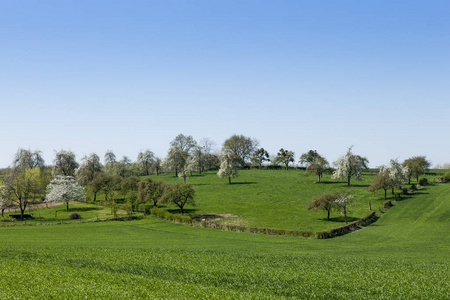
4, 202, 61, 213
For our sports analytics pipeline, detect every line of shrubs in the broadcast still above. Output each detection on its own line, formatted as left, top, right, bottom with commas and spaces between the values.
150, 207, 378, 239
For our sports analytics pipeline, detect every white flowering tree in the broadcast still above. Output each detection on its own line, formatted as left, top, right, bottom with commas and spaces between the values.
45, 176, 85, 211
217, 154, 239, 184
332, 146, 369, 186
387, 159, 409, 191
334, 192, 353, 224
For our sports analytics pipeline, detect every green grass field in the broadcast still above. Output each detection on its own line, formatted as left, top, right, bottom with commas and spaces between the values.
0, 170, 448, 299
146, 169, 426, 231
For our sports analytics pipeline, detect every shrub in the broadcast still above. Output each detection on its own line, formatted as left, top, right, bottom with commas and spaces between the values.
410, 183, 418, 191
419, 178, 428, 186
402, 188, 409, 195
68, 212, 81, 220
383, 200, 393, 208
444, 172, 450, 182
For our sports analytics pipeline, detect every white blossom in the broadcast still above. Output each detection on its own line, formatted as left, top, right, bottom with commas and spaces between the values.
45, 176, 85, 209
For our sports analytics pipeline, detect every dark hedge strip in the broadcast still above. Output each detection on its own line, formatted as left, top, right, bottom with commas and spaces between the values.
151, 207, 379, 239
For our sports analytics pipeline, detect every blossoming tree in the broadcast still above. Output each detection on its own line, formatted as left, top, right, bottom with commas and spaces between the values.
45, 176, 85, 210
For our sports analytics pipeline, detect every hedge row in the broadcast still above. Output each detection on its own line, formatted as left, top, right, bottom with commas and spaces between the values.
150, 207, 379, 239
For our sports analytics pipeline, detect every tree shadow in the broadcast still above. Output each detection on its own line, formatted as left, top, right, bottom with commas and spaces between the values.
167, 208, 197, 214
68, 207, 102, 212
231, 182, 257, 185
350, 184, 370, 188
317, 181, 344, 185
320, 216, 359, 223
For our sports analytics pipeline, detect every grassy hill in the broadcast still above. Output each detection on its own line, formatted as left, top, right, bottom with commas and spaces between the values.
0, 170, 448, 299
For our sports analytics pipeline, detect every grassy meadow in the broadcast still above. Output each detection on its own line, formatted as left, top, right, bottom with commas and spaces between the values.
0, 169, 449, 299
146, 169, 416, 231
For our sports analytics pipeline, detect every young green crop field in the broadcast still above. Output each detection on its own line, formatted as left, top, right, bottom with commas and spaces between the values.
0, 170, 448, 299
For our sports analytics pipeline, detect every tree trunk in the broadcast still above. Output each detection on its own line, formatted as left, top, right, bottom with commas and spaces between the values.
408, 176, 411, 184
318, 174, 321, 183
180, 206, 184, 216
384, 189, 387, 200
66, 201, 69, 211
93, 191, 97, 202
228, 177, 231, 184
327, 210, 330, 220
347, 176, 351, 186
417, 176, 419, 182
175, 168, 178, 177
369, 200, 372, 211
392, 188, 394, 195
343, 204, 348, 224
156, 168, 160, 176
183, 176, 186, 184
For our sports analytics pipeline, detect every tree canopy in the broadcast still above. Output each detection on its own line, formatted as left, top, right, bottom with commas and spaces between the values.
332, 146, 369, 186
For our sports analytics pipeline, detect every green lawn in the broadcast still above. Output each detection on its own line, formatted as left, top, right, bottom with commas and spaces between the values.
0, 170, 448, 299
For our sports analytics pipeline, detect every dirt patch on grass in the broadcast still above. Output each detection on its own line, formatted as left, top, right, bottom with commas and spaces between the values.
191, 213, 247, 226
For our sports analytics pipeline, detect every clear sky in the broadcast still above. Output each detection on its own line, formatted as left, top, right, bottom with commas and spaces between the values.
1, 1, 449, 168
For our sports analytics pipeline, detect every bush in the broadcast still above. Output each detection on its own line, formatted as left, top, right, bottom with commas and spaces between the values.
410, 183, 418, 191
444, 172, 450, 182
68, 212, 81, 220
419, 178, 428, 186
383, 200, 393, 208
402, 188, 409, 195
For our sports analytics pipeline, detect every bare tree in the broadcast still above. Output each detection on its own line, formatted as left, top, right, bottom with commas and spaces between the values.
53, 150, 79, 177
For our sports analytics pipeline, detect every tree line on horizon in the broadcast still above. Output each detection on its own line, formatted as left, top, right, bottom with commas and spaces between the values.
0, 133, 433, 219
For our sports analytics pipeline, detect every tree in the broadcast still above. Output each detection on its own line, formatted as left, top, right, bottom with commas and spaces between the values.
387, 159, 409, 193
332, 146, 369, 186
188, 146, 204, 175
162, 182, 195, 215
204, 153, 220, 171
137, 149, 155, 176
403, 156, 431, 183
121, 176, 140, 212
53, 150, 79, 177
13, 148, 45, 169
89, 172, 109, 202
251, 148, 270, 168
299, 150, 329, 182
152, 157, 162, 176
166, 147, 188, 177
3, 167, 42, 219
368, 167, 393, 200
273, 148, 295, 170
45, 176, 85, 210
138, 178, 166, 208
76, 153, 103, 185
222, 134, 259, 166
104, 150, 116, 166
171, 134, 197, 153
217, 154, 239, 184
0, 186, 14, 218
334, 192, 353, 224
307, 192, 340, 220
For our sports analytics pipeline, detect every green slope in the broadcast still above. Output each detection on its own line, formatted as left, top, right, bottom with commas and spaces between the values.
0, 180, 448, 299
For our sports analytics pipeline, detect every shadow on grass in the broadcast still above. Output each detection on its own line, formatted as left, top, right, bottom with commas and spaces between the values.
167, 208, 197, 215
68, 207, 102, 212
321, 216, 359, 223
230, 182, 257, 185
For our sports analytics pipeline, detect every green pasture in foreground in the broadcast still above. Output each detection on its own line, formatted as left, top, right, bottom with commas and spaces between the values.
146, 169, 432, 231
0, 178, 449, 299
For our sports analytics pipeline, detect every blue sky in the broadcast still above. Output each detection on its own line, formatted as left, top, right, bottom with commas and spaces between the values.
1, 1, 449, 168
